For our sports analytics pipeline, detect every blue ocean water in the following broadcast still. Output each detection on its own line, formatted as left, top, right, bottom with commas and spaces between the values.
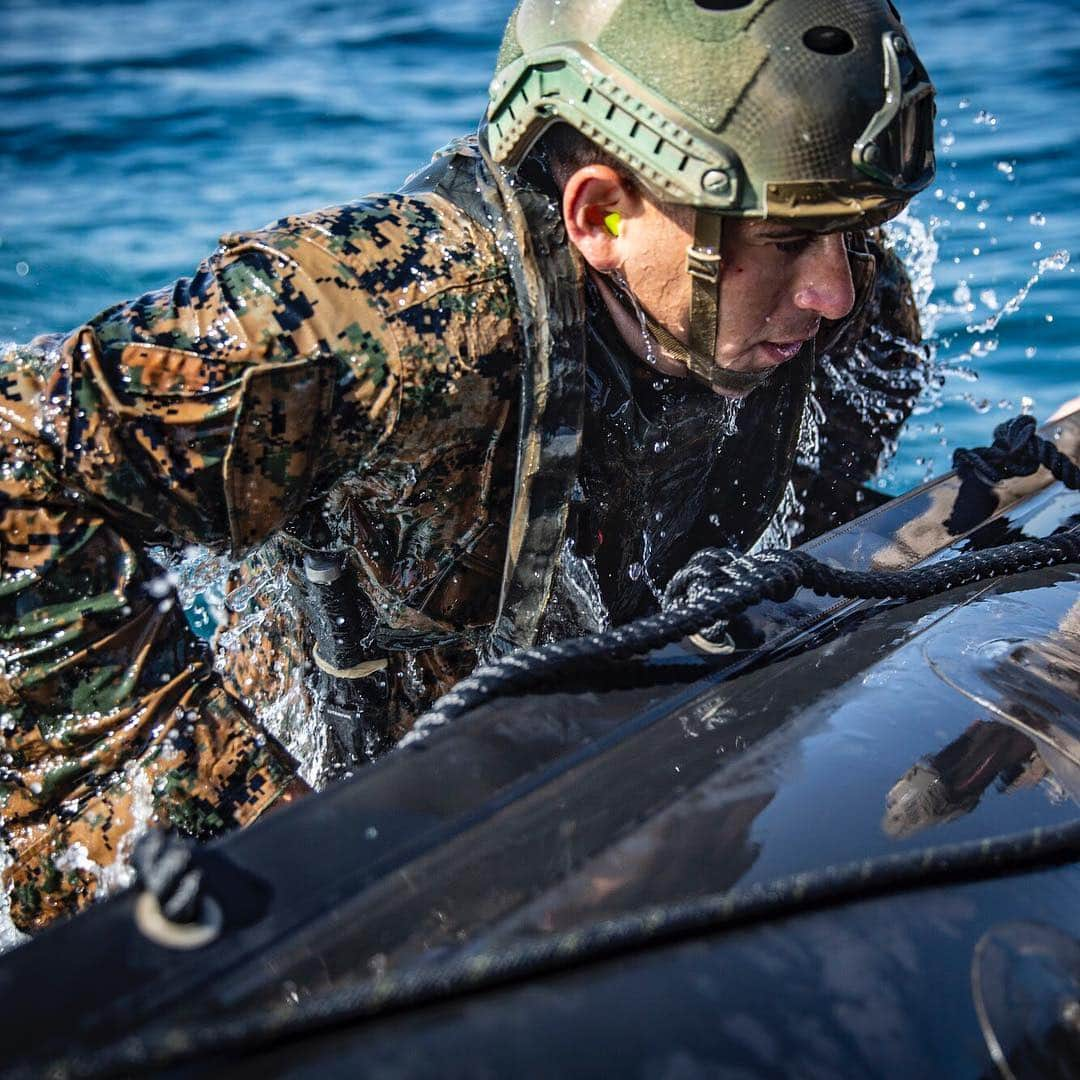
1, 0, 1078, 492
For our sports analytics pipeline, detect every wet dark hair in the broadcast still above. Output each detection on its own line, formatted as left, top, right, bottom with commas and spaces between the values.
531, 122, 692, 230
533, 122, 637, 190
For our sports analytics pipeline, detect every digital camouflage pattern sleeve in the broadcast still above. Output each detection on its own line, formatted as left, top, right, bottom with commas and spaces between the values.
0, 191, 518, 931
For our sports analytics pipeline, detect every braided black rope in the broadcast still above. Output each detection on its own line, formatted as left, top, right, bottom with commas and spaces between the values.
37, 817, 1080, 1079
953, 414, 1080, 489
405, 417, 1080, 740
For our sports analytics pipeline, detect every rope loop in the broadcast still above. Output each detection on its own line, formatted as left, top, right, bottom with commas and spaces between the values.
662, 547, 740, 610
953, 414, 1042, 485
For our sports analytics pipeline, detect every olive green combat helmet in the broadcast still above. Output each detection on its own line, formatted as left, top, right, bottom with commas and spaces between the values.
487, 0, 936, 393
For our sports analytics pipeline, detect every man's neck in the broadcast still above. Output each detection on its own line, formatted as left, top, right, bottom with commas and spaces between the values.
588, 270, 690, 380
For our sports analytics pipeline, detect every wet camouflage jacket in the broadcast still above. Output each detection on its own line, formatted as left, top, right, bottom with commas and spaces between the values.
0, 145, 920, 932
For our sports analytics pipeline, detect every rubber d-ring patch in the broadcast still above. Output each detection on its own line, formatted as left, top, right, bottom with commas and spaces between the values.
135, 891, 224, 951
688, 631, 736, 655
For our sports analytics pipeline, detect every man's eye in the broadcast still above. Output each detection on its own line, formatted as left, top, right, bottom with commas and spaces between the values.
774, 237, 813, 255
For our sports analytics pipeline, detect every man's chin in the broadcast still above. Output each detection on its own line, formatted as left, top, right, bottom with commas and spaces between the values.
691, 363, 774, 399
708, 382, 753, 401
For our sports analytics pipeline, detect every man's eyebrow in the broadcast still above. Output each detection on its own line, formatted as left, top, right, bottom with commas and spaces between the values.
753, 224, 813, 238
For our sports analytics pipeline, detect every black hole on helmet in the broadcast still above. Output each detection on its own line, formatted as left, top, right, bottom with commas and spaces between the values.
803, 25, 855, 55
693, 0, 755, 10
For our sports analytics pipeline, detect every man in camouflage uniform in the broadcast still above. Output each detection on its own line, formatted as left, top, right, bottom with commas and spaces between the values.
0, 0, 935, 931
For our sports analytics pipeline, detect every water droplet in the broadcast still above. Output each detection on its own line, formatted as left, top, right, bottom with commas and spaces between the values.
1030, 212, 1047, 227
1039, 249, 1070, 272
15, 262, 29, 277
1025, 346, 1038, 359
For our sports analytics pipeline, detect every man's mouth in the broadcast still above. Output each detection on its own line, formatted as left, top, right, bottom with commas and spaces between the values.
754, 324, 820, 368
759, 340, 806, 364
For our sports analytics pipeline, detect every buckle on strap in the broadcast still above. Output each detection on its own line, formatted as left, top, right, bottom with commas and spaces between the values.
686, 245, 722, 284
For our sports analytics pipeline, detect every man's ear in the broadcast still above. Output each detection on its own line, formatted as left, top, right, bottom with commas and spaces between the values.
562, 165, 637, 272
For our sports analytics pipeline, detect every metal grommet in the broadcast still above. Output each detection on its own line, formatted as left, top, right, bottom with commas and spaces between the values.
135, 891, 223, 951
303, 550, 346, 585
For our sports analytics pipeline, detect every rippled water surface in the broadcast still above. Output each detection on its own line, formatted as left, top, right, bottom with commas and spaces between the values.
1, 0, 1078, 490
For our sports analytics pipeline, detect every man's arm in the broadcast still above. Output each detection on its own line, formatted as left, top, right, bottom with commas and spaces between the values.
0, 193, 515, 930
3, 225, 404, 555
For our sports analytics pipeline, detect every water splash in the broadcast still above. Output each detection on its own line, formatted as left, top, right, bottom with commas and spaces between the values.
557, 537, 610, 635
751, 481, 804, 553
966, 249, 1070, 334
254, 662, 329, 789
150, 542, 330, 787
873, 147, 1074, 494
0, 849, 29, 955
752, 392, 824, 551
609, 269, 663, 372
0, 762, 158, 956
886, 208, 940, 323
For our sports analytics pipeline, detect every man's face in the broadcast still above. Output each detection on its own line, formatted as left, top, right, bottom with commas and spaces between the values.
562, 166, 858, 393
617, 210, 859, 391
713, 219, 856, 373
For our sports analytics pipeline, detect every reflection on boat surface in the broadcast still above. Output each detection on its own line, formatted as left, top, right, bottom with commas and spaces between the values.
3, 414, 1080, 1079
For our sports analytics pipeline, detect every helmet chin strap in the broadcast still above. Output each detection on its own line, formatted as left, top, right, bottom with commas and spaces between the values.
686, 211, 724, 376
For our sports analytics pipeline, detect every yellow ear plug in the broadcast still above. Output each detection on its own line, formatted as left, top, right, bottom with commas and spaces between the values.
603, 211, 622, 237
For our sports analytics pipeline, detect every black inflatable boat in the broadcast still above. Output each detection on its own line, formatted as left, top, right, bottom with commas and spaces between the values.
2, 414, 1079, 1080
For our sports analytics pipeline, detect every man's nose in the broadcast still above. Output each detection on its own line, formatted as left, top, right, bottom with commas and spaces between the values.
793, 234, 856, 322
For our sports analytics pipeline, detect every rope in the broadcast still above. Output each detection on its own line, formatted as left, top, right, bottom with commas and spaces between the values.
952, 414, 1080, 489
405, 417, 1080, 740
38, 817, 1080, 1079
